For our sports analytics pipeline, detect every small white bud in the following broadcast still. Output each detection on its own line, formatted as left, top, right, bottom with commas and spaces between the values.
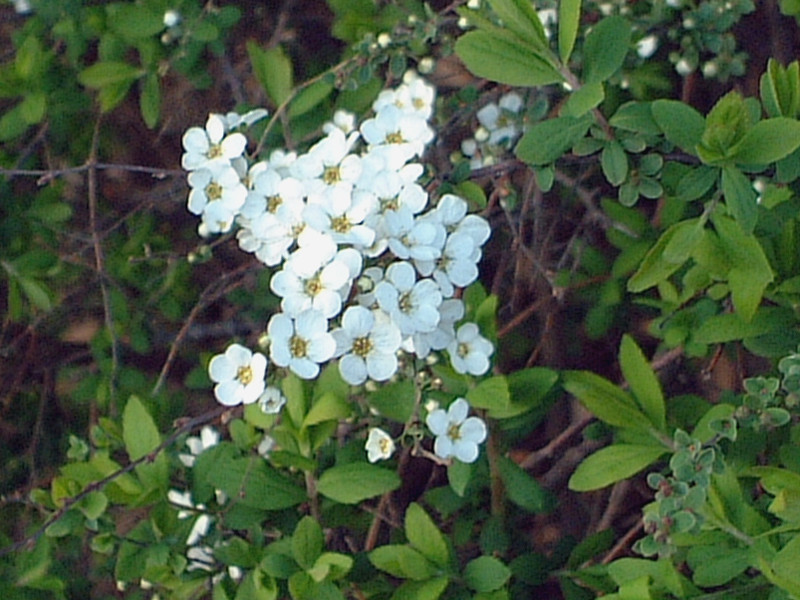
702, 61, 718, 78
467, 0, 481, 8
377, 33, 391, 48
418, 56, 435, 74
458, 16, 470, 29
675, 58, 693, 76
474, 126, 490, 143
163, 9, 181, 28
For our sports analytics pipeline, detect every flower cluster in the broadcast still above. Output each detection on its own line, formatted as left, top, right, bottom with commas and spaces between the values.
460, 91, 526, 170
182, 71, 493, 463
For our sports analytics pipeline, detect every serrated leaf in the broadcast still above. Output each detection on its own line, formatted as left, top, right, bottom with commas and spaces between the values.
487, 0, 550, 50
317, 463, 400, 504
652, 99, 704, 155
455, 30, 563, 87
562, 370, 653, 430
515, 114, 593, 165
582, 16, 631, 84
568, 444, 666, 491
619, 335, 665, 430
405, 503, 450, 567
558, 0, 581, 63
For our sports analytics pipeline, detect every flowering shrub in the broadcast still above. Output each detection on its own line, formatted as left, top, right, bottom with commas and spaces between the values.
4, 0, 800, 599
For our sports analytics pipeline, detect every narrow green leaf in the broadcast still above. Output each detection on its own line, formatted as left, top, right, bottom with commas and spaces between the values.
652, 99, 705, 155
18, 276, 52, 311
582, 16, 632, 84
771, 536, 800, 596
292, 516, 324, 571
562, 370, 653, 430
448, 460, 472, 497
464, 556, 511, 592
140, 72, 160, 129
674, 165, 718, 202
558, 0, 582, 63
662, 217, 703, 264
405, 503, 450, 567
20, 91, 46, 124
568, 444, 667, 491
317, 463, 400, 504
515, 114, 593, 165
619, 335, 665, 430
303, 392, 351, 428
369, 545, 436, 581
247, 41, 293, 107
487, 0, 549, 50
455, 30, 563, 87
561, 82, 604, 117
601, 140, 628, 186
694, 306, 795, 343
728, 117, 800, 165
289, 79, 334, 118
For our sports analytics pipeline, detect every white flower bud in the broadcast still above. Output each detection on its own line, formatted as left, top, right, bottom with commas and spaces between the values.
163, 9, 181, 27
377, 32, 391, 48
418, 56, 435, 74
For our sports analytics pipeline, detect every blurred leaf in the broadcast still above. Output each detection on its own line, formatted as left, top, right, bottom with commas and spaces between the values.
694, 306, 795, 343
569, 444, 666, 491
562, 370, 653, 430
582, 16, 631, 84
140, 72, 160, 128
369, 379, 415, 423
205, 453, 306, 510
20, 91, 46, 124
293, 516, 324, 571
248, 41, 293, 107
488, 0, 549, 49
601, 140, 628, 186
107, 4, 165, 39
728, 117, 800, 165
369, 545, 436, 580
515, 114, 593, 165
497, 456, 554, 513
303, 392, 351, 428
290, 79, 334, 118
78, 61, 144, 88
464, 556, 511, 592
610, 101, 661, 135
466, 376, 510, 412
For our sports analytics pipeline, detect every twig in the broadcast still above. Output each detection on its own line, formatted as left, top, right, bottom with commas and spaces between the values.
0, 404, 229, 558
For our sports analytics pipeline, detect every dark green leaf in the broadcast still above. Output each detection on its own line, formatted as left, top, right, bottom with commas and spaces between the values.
609, 101, 661, 135
78, 61, 144, 88
729, 117, 800, 165
562, 82, 604, 117
558, 0, 582, 63
140, 72, 160, 129
293, 516, 324, 570
497, 456, 554, 513
601, 140, 628, 186
369, 379, 415, 423
562, 370, 653, 430
463, 556, 511, 592
487, 0, 549, 50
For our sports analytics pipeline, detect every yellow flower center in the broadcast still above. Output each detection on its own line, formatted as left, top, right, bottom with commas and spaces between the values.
207, 143, 223, 159
206, 181, 223, 201
385, 131, 404, 144
447, 423, 462, 441
237, 365, 253, 385
323, 165, 341, 185
379, 437, 392, 454
457, 342, 470, 358
305, 275, 323, 297
352, 336, 373, 357
267, 195, 283, 213
331, 215, 351, 233
290, 335, 308, 358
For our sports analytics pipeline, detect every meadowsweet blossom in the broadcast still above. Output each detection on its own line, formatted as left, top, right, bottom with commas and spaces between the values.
182, 113, 247, 171
208, 343, 267, 406
365, 427, 396, 462
448, 323, 494, 376
426, 398, 487, 463
179, 426, 220, 468
267, 309, 336, 379
332, 306, 402, 385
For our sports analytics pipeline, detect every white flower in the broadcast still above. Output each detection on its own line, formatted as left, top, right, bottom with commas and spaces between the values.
179, 426, 220, 467
163, 9, 181, 27
267, 309, 336, 379
365, 428, 395, 463
258, 386, 286, 414
447, 323, 493, 376
360, 104, 434, 170
374, 261, 442, 335
476, 92, 524, 147
410, 298, 464, 358
332, 306, 402, 385
636, 35, 658, 59
208, 343, 267, 406
426, 398, 487, 463
187, 164, 248, 229
182, 113, 247, 171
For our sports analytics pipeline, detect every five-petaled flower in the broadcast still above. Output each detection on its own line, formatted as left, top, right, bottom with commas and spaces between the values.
208, 343, 267, 406
426, 398, 487, 463
365, 427, 396, 463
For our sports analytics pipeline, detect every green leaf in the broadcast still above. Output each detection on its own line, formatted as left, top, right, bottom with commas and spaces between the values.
369, 545, 436, 580
515, 114, 593, 165
609, 101, 661, 135
694, 306, 795, 343
561, 370, 653, 430
712, 214, 774, 321
140, 72, 160, 129
107, 4, 165, 40
558, 0, 582, 63
293, 516, 324, 571
674, 165, 718, 202
760, 59, 800, 118
405, 503, 450, 567
582, 16, 632, 84
248, 41, 293, 107
448, 460, 472, 497
561, 82, 604, 117
497, 456, 554, 513
619, 335, 665, 430
568, 444, 667, 491
601, 140, 628, 186
463, 556, 511, 592
303, 392, 351, 428
369, 379, 415, 423
770, 536, 800, 596
236, 569, 278, 600
77, 491, 108, 520
729, 117, 800, 165
78, 61, 144, 88
493, 367, 558, 419
628, 219, 702, 292
122, 395, 161, 461
317, 463, 400, 504
308, 552, 353, 583
391, 576, 449, 600
17, 276, 52, 311
687, 545, 750, 587
20, 91, 46, 124
289, 79, 334, 118
487, 0, 549, 50
454, 30, 563, 87
651, 99, 705, 155
466, 376, 510, 412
